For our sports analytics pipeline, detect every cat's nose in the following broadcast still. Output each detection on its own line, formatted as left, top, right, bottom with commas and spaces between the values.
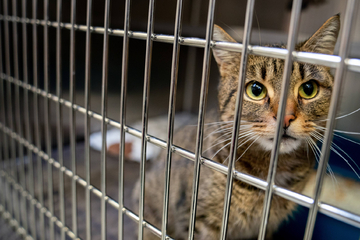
283, 114, 295, 129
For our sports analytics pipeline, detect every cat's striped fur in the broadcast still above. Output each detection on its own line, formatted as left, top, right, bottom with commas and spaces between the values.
132, 15, 340, 239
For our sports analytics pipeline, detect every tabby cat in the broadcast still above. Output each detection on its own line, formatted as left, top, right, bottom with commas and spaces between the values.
132, 15, 340, 239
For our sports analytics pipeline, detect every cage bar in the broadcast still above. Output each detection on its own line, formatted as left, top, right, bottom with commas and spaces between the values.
0, 1, 359, 239
11, 0, 29, 233
138, 0, 155, 239
187, 0, 216, 238
69, 0, 78, 237
160, 0, 184, 239
258, 0, 302, 238
1, 14, 360, 73
55, 0, 66, 239
31, 0, 46, 238
3, 0, 19, 224
0, 6, 12, 225
100, 0, 111, 239
0, 119, 176, 239
0, 168, 77, 239
43, 0, 55, 239
303, 0, 358, 239
118, 0, 130, 239
21, 0, 37, 237
3, 71, 360, 231
84, 0, 92, 239
219, 0, 255, 239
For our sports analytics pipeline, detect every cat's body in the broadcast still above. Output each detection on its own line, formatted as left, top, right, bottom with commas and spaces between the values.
133, 15, 340, 239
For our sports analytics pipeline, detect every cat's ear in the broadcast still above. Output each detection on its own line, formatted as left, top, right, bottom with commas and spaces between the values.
300, 14, 340, 55
212, 25, 239, 66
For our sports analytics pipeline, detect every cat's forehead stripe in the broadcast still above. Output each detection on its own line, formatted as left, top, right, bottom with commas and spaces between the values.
272, 59, 277, 75
299, 63, 305, 80
261, 66, 266, 80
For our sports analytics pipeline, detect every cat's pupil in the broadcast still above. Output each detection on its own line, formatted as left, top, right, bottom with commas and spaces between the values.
251, 83, 263, 96
303, 82, 314, 96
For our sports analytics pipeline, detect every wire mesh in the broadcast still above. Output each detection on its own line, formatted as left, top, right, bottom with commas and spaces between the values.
0, 0, 359, 239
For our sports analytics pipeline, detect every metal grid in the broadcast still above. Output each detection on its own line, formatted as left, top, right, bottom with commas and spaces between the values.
0, 0, 359, 240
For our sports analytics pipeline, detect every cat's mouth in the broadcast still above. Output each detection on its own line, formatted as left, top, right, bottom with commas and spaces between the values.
259, 132, 301, 153
269, 133, 297, 141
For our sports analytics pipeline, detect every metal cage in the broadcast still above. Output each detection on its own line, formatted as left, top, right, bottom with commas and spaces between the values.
0, 0, 359, 239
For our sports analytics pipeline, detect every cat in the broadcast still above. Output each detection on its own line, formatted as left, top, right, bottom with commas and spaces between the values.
132, 14, 340, 239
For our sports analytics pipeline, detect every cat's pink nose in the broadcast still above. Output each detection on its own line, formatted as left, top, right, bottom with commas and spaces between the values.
283, 115, 295, 129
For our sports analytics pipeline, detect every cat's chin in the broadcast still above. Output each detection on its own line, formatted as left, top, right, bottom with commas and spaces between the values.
258, 135, 302, 154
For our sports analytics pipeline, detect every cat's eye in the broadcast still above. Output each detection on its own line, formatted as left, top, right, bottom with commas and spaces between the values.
299, 80, 318, 99
246, 81, 267, 100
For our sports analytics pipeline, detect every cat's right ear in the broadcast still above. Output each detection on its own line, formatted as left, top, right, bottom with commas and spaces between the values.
299, 14, 340, 55
212, 25, 239, 67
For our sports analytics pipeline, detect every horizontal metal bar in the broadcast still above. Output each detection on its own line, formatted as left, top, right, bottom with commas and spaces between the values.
0, 122, 174, 240
2, 74, 360, 230
0, 170, 79, 240
0, 15, 359, 73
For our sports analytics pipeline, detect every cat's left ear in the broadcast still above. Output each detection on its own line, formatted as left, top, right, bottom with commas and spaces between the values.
300, 14, 340, 55
212, 25, 239, 66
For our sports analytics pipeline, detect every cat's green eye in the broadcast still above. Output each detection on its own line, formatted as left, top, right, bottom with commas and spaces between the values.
246, 81, 267, 100
299, 80, 318, 99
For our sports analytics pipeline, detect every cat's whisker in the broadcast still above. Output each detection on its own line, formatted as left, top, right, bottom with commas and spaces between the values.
203, 135, 232, 154
317, 106, 360, 122
236, 134, 258, 150
315, 126, 360, 146
204, 126, 233, 140
204, 124, 252, 140
315, 126, 360, 135
307, 135, 337, 185
211, 141, 232, 160
313, 130, 360, 176
333, 133, 360, 146
311, 131, 360, 182
329, 146, 360, 179
221, 134, 257, 165
204, 123, 233, 134
318, 126, 360, 149
205, 120, 233, 125
203, 130, 255, 154
236, 136, 260, 162
306, 136, 334, 182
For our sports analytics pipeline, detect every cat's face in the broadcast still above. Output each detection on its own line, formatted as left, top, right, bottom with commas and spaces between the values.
213, 15, 340, 154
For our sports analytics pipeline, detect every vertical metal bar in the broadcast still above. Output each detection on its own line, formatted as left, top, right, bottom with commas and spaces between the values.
187, 0, 216, 238
43, 0, 54, 239
100, 0, 110, 239
118, 0, 130, 239
0, 139, 3, 209
21, 0, 36, 237
182, 0, 202, 112
257, 0, 302, 239
219, 1, 254, 239
3, 0, 20, 225
56, 0, 66, 239
69, 0, 78, 236
160, 0, 183, 239
303, 1, 357, 239
138, 0, 155, 238
32, 0, 45, 239
12, 0, 28, 232
84, 0, 92, 239
0, 115, 3, 211
0, 5, 11, 221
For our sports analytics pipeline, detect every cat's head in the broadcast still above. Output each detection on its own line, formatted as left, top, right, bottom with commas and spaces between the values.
213, 15, 340, 154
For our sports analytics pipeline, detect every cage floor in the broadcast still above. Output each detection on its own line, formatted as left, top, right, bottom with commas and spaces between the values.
0, 142, 143, 240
